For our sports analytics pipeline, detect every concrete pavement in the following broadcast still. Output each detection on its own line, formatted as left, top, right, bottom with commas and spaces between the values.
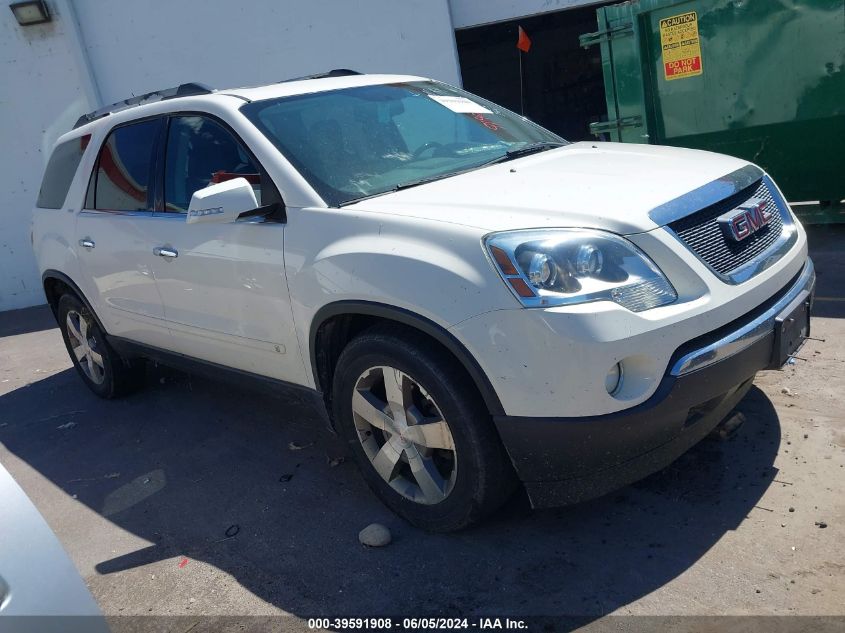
0, 226, 843, 626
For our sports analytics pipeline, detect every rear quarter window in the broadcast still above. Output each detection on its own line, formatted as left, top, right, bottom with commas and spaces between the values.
36, 135, 90, 209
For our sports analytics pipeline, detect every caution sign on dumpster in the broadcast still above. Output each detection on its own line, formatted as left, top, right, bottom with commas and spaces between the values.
659, 11, 703, 80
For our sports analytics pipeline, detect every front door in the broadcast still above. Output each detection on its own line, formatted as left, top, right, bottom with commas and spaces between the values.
147, 114, 307, 385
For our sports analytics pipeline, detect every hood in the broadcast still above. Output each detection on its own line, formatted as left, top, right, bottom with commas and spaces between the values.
346, 141, 752, 235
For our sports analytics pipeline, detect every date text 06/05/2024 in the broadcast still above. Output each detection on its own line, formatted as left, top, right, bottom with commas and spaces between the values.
306, 617, 528, 630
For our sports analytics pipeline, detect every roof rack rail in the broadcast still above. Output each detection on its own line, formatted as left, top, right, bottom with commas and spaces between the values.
279, 68, 362, 83
73, 82, 213, 129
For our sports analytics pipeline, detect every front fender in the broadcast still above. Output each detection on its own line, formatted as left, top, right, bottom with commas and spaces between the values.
284, 207, 517, 391
308, 300, 506, 416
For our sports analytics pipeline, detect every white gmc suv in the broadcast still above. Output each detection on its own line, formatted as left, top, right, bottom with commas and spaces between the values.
32, 71, 814, 531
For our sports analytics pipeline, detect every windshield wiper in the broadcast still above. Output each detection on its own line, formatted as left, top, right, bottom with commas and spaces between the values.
470, 141, 567, 171
339, 171, 465, 206
341, 142, 567, 206
392, 142, 564, 191
393, 170, 468, 192
391, 143, 563, 191
504, 141, 567, 159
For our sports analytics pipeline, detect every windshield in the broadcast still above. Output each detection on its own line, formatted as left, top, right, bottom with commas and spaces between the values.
241, 81, 566, 206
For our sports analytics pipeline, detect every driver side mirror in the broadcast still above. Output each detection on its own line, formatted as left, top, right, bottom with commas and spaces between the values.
186, 178, 282, 224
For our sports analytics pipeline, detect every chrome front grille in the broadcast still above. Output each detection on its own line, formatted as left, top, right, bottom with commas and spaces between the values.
668, 178, 787, 278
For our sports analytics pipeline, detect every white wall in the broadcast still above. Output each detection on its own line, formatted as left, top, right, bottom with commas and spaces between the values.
0, 1, 95, 310
73, 0, 461, 104
0, 0, 460, 311
449, 0, 605, 29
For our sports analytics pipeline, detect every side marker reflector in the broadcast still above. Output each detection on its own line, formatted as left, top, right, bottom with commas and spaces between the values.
508, 277, 536, 298
491, 246, 519, 276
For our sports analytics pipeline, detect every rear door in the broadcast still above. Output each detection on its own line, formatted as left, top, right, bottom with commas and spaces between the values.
75, 118, 172, 349
146, 114, 307, 384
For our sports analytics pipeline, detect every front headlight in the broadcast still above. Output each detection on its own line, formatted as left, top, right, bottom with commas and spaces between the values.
484, 229, 677, 312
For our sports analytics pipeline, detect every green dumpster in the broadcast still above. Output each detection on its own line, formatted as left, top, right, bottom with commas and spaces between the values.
581, 0, 845, 223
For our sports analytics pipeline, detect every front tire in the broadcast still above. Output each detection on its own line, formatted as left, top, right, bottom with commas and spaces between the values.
332, 325, 517, 531
57, 294, 144, 398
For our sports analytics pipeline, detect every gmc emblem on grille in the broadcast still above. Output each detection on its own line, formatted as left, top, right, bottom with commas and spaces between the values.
717, 198, 772, 242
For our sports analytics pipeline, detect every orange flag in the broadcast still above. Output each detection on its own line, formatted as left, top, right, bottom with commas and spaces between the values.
516, 26, 532, 53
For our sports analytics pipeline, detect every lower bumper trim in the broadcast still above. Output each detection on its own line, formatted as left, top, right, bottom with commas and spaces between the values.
493, 257, 815, 508
671, 258, 815, 375
524, 378, 753, 508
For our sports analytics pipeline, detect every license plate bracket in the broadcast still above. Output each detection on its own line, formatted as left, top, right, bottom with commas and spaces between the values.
772, 289, 812, 367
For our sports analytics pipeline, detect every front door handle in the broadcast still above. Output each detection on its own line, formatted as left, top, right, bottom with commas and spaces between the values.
153, 246, 178, 259
79, 238, 95, 249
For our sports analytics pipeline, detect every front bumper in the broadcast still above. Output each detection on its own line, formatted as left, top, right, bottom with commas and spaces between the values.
493, 258, 815, 508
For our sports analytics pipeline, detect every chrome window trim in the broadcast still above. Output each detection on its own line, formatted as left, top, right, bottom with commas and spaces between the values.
648, 164, 764, 226
78, 208, 272, 224
78, 209, 152, 217
670, 258, 814, 376
662, 175, 798, 285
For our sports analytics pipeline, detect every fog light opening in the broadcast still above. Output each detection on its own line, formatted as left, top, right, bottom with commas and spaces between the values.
605, 362, 624, 396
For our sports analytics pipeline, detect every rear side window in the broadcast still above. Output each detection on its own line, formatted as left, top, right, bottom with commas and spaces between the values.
37, 135, 90, 209
88, 119, 161, 211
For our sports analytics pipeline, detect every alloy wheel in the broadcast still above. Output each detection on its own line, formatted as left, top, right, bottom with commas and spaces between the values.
352, 366, 457, 505
66, 310, 106, 385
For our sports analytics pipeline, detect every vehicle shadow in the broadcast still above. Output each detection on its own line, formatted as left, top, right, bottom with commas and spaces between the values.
806, 224, 845, 319
0, 304, 56, 338
0, 363, 781, 619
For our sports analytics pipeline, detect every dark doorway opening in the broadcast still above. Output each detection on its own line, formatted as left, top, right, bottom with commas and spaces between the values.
455, 5, 611, 142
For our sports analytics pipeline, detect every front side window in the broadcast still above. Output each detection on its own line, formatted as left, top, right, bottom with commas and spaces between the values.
37, 135, 90, 209
89, 118, 161, 211
164, 115, 262, 212
241, 81, 565, 206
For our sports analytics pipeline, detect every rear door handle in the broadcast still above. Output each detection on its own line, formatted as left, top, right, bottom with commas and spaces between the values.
78, 238, 95, 249
153, 246, 178, 259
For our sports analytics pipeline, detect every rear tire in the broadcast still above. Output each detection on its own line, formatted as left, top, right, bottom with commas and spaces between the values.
332, 325, 517, 531
57, 294, 145, 398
